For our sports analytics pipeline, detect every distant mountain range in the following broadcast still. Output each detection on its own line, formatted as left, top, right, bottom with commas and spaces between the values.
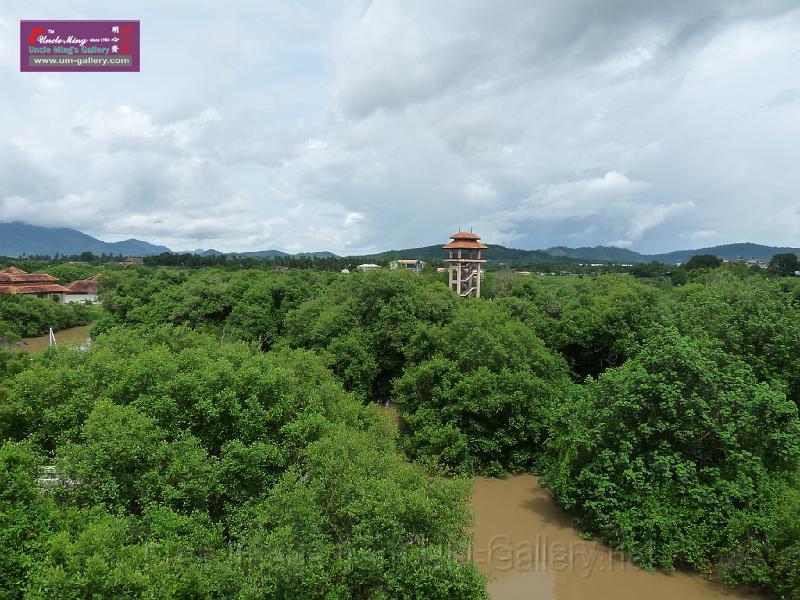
0, 222, 796, 265
190, 248, 337, 259
0, 223, 338, 260
358, 242, 800, 266
358, 244, 562, 265
0, 222, 170, 257
543, 243, 800, 264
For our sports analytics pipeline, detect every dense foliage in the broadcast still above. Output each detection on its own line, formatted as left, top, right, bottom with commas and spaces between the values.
685, 254, 723, 270
770, 253, 800, 277
283, 270, 457, 400
0, 326, 486, 598
394, 301, 571, 476
505, 274, 664, 378
671, 274, 800, 406
0, 295, 95, 339
2, 261, 799, 597
544, 329, 800, 575
97, 267, 333, 350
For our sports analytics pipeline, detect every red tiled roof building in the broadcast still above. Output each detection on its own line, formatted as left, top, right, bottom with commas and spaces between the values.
0, 267, 69, 298
443, 231, 488, 298
65, 275, 99, 294
63, 274, 100, 304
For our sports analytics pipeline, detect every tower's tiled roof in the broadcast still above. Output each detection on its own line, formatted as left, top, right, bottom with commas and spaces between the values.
442, 240, 488, 249
449, 231, 481, 240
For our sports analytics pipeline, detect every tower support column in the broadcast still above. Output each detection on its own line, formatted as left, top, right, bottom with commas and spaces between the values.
442, 231, 488, 299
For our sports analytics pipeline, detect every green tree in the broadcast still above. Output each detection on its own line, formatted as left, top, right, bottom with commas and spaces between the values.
0, 442, 58, 598
394, 301, 572, 475
0, 294, 94, 338
544, 328, 800, 572
0, 324, 487, 598
672, 273, 800, 405
284, 270, 458, 400
507, 274, 663, 378
685, 254, 722, 270
769, 252, 800, 277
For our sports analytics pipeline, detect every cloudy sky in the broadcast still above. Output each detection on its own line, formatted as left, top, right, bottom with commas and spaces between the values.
1, 1, 798, 254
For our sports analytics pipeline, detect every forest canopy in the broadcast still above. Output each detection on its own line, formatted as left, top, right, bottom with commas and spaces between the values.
0, 326, 486, 599
1, 261, 799, 598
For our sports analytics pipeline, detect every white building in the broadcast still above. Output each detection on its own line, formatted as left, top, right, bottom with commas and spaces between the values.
389, 259, 425, 273
356, 263, 381, 272
63, 275, 100, 304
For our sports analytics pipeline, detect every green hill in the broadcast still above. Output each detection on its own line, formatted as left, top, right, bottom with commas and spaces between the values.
0, 222, 170, 257
359, 244, 571, 266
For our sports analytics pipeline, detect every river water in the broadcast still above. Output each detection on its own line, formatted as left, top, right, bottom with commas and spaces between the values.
21, 324, 93, 355
471, 475, 761, 600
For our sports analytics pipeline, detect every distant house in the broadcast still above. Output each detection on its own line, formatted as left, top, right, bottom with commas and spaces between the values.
64, 275, 100, 304
0, 267, 68, 300
356, 263, 381, 272
121, 257, 144, 267
746, 258, 769, 269
389, 259, 425, 273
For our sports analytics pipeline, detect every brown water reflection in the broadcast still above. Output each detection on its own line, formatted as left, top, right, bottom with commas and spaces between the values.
471, 475, 761, 600
22, 324, 93, 355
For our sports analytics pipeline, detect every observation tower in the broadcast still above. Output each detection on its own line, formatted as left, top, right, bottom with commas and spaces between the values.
443, 230, 487, 298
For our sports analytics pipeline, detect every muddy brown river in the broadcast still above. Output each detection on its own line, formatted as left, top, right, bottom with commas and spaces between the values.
471, 475, 761, 600
22, 324, 93, 355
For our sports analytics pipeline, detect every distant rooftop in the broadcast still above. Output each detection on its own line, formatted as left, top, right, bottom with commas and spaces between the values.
0, 267, 68, 295
65, 275, 100, 294
0, 266, 59, 284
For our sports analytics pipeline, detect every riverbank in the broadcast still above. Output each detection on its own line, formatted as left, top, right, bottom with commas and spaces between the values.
21, 323, 93, 355
377, 403, 766, 599
471, 475, 762, 600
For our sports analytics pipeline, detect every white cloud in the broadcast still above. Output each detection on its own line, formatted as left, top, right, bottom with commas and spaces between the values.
491, 171, 646, 223
463, 179, 499, 204
687, 229, 718, 240
86, 105, 157, 140
344, 211, 364, 226
487, 171, 693, 246
0, 1, 798, 253
626, 201, 695, 240
306, 138, 328, 150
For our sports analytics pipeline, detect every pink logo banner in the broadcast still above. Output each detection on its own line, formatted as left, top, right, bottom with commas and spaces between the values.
21, 20, 140, 72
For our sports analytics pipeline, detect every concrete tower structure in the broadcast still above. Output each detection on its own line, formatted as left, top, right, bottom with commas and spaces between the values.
443, 231, 488, 298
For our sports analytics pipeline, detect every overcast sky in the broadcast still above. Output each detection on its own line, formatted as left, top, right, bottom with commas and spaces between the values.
1, 1, 798, 254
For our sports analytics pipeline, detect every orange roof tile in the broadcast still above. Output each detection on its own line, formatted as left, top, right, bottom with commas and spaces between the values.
0, 284, 69, 294
0, 267, 59, 284
449, 231, 481, 240
65, 275, 99, 294
442, 241, 488, 249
